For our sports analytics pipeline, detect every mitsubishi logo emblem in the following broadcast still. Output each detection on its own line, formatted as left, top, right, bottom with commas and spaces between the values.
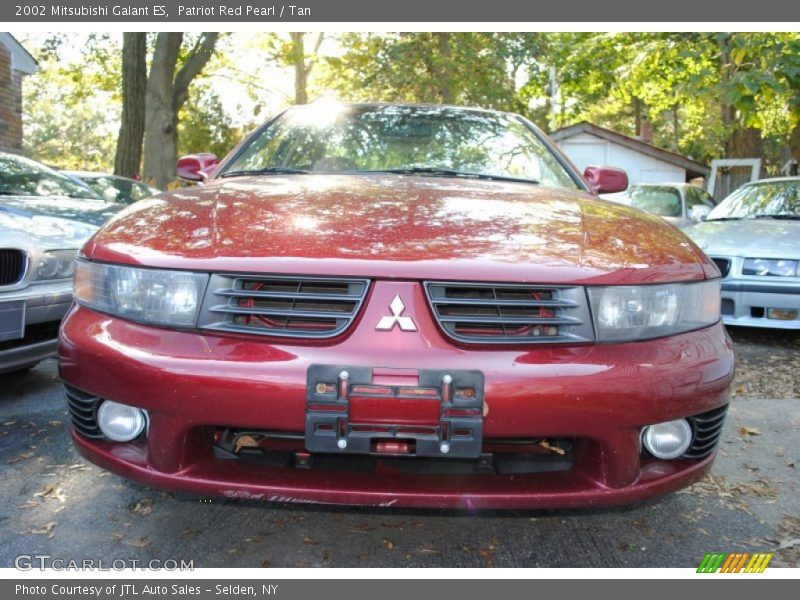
376, 295, 417, 331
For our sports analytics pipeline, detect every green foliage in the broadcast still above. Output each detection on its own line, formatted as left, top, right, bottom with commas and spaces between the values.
178, 81, 241, 158
321, 33, 544, 114
22, 33, 121, 170
18, 32, 800, 175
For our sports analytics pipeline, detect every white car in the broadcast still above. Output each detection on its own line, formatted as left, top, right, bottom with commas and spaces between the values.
685, 177, 800, 330
604, 183, 716, 229
0, 212, 96, 373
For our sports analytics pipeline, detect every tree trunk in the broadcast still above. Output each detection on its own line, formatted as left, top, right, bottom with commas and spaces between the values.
728, 126, 763, 159
114, 33, 147, 178
790, 124, 800, 163
633, 96, 642, 137
436, 33, 454, 104
143, 33, 183, 189
291, 32, 308, 104
142, 33, 218, 189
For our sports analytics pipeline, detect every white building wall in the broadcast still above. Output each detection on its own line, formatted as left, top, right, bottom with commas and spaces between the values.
556, 132, 686, 185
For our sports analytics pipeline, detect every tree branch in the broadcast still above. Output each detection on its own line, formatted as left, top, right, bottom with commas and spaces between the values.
173, 32, 219, 111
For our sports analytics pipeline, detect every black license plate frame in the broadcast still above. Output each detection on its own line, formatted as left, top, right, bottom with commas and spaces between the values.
305, 364, 484, 459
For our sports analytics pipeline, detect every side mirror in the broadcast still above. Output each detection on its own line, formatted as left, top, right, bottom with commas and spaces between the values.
177, 153, 219, 183
690, 204, 711, 222
583, 165, 629, 194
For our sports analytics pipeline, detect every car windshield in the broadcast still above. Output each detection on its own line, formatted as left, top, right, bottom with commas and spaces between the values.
626, 186, 682, 217
0, 154, 103, 200
707, 180, 800, 220
79, 175, 156, 204
220, 104, 580, 189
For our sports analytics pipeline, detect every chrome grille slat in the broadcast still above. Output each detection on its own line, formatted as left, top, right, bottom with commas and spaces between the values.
0, 249, 27, 286
63, 385, 104, 439
429, 298, 577, 308
215, 289, 362, 302
424, 281, 595, 344
209, 306, 358, 318
436, 315, 581, 326
683, 405, 728, 459
198, 274, 370, 339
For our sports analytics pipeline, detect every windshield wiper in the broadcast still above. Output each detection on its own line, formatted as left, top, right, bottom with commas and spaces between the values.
752, 213, 800, 220
356, 167, 540, 184
706, 216, 742, 221
220, 167, 310, 178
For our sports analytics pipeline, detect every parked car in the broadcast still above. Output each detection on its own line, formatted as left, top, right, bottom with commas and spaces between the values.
1, 211, 95, 374
0, 152, 125, 226
64, 171, 161, 205
59, 103, 732, 509
685, 177, 800, 330
604, 183, 716, 228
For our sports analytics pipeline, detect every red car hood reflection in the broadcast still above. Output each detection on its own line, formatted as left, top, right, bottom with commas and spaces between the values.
83, 174, 711, 284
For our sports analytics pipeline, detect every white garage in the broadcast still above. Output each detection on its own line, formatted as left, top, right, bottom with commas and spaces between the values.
550, 121, 709, 185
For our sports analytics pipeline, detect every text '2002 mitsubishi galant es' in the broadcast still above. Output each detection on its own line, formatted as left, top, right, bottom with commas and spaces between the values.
59, 104, 733, 509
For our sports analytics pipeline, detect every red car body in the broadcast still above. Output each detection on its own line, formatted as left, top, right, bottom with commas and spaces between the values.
59, 108, 733, 510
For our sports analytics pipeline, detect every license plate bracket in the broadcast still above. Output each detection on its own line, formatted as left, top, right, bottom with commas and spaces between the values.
305, 364, 484, 458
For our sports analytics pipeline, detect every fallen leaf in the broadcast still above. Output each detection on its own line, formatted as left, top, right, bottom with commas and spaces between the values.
538, 439, 566, 455
126, 537, 151, 548
30, 522, 56, 536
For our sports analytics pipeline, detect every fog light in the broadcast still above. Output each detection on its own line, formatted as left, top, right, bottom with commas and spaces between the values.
642, 419, 692, 459
767, 308, 798, 321
97, 401, 147, 442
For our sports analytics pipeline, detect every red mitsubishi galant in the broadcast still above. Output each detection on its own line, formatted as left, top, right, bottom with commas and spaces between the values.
59, 104, 733, 509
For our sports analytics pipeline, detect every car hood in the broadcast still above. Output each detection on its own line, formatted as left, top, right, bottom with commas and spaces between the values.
0, 209, 97, 250
686, 218, 800, 259
0, 194, 124, 226
83, 174, 711, 285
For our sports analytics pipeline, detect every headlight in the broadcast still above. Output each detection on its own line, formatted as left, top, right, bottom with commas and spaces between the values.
74, 260, 208, 327
36, 249, 77, 280
742, 258, 798, 277
587, 280, 720, 342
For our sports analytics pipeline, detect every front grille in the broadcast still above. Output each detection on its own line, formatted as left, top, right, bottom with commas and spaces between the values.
423, 282, 594, 344
0, 320, 61, 351
684, 405, 728, 459
199, 274, 370, 338
0, 249, 26, 286
63, 385, 104, 439
711, 257, 731, 278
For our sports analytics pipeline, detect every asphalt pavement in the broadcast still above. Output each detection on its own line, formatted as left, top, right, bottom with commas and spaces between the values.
0, 331, 798, 568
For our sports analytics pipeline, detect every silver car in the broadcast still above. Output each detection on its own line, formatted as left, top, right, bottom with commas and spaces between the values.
0, 212, 95, 373
686, 177, 800, 330
605, 183, 717, 229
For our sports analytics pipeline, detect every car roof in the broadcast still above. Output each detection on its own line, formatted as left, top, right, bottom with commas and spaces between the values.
64, 170, 115, 178
298, 101, 516, 119
629, 182, 693, 188
743, 176, 800, 186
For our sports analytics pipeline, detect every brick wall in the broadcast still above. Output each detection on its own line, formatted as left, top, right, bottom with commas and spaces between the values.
0, 43, 24, 154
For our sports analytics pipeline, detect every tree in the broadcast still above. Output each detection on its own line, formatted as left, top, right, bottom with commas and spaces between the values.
286, 32, 324, 104
323, 33, 540, 114
114, 33, 147, 178
142, 32, 219, 188
22, 33, 121, 170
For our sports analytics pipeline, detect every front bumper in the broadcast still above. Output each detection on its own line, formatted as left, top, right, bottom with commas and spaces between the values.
720, 279, 800, 329
59, 289, 734, 510
1, 280, 72, 373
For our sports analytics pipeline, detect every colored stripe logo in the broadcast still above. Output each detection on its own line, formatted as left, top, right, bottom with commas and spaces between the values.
697, 552, 773, 573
